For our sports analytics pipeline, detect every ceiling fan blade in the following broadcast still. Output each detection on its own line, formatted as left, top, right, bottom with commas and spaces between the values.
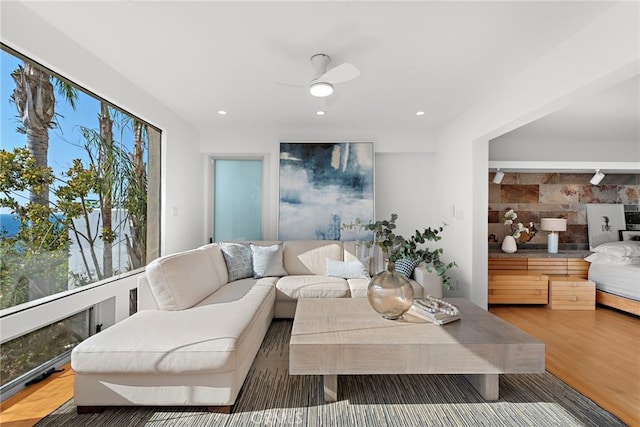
276, 81, 307, 88
319, 62, 360, 84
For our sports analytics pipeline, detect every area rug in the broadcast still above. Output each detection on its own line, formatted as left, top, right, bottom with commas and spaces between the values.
37, 319, 623, 427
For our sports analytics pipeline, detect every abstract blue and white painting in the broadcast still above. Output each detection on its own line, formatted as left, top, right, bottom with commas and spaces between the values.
279, 142, 374, 241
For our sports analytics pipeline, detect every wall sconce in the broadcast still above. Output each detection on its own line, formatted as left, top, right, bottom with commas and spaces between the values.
590, 169, 605, 185
493, 169, 505, 184
541, 218, 567, 254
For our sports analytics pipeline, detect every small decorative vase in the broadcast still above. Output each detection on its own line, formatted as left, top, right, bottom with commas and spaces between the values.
367, 261, 414, 320
501, 235, 517, 253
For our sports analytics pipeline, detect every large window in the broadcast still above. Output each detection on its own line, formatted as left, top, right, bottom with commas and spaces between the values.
0, 45, 160, 391
1, 310, 92, 387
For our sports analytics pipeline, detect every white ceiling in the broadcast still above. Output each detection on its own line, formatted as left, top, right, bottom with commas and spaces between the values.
493, 75, 639, 142
16, 1, 638, 142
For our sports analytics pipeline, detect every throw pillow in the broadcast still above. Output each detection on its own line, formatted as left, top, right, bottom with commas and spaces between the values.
326, 258, 371, 279
219, 242, 253, 282
394, 258, 420, 278
251, 243, 288, 278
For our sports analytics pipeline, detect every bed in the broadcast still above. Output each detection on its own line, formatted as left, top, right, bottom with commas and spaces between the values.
585, 242, 640, 316
585, 204, 640, 316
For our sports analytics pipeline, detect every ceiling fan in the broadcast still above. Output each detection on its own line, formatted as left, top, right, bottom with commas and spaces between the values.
295, 53, 360, 98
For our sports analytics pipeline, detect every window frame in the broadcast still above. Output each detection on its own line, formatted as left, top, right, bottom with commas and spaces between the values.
0, 43, 162, 398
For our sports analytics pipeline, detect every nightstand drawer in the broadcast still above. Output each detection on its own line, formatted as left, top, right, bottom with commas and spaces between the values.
548, 276, 595, 310
488, 271, 549, 304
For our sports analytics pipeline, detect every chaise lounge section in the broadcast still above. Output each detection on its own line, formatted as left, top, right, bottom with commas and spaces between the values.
71, 240, 443, 412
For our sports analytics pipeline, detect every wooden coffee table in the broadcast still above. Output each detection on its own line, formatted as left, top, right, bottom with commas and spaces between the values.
289, 298, 544, 402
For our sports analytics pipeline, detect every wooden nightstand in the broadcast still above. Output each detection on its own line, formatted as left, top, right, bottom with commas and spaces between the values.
548, 276, 595, 310
488, 270, 549, 304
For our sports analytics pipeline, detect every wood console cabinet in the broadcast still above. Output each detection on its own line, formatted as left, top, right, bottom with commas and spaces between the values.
488, 254, 590, 305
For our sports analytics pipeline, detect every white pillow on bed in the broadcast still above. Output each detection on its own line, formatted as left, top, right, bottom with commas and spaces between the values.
585, 252, 640, 265
592, 241, 640, 260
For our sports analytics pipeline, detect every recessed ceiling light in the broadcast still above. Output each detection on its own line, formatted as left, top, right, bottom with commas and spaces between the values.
416, 111, 425, 116
316, 111, 325, 116
217, 110, 227, 115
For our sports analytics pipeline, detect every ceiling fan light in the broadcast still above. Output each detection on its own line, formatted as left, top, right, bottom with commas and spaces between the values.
310, 82, 333, 97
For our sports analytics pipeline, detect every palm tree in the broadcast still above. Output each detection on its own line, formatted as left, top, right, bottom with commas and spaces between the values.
98, 102, 114, 276
126, 119, 147, 269
10, 61, 77, 206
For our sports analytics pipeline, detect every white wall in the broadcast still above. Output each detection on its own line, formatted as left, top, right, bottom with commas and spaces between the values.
201, 128, 439, 154
201, 129, 440, 240
435, 1, 640, 307
489, 137, 639, 162
1, 2, 203, 256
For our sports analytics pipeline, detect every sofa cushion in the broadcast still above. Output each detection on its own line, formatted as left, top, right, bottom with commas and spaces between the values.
146, 248, 226, 311
283, 240, 343, 275
196, 277, 278, 306
326, 258, 370, 279
276, 275, 350, 300
220, 242, 253, 282
346, 278, 370, 298
72, 282, 275, 375
198, 243, 229, 285
251, 243, 288, 278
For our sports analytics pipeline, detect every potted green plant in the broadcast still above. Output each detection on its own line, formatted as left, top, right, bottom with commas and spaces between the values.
344, 213, 457, 289
343, 214, 457, 320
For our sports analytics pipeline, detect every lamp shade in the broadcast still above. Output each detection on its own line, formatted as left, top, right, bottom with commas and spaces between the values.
540, 218, 567, 232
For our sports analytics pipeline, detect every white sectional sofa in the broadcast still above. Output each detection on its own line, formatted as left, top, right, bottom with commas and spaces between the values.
71, 240, 443, 413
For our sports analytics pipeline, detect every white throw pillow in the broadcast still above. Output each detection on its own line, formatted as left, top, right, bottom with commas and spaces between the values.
251, 243, 288, 278
326, 258, 371, 279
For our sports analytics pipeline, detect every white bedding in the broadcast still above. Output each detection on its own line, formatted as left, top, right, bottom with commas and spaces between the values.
588, 263, 640, 301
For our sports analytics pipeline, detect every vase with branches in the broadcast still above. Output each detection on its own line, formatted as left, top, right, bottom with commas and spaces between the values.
343, 214, 457, 319
343, 213, 457, 289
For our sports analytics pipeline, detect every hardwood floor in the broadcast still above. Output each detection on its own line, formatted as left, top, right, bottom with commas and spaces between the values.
490, 304, 640, 427
0, 362, 73, 426
1, 306, 638, 426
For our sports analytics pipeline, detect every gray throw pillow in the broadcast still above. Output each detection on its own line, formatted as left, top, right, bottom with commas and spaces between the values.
250, 243, 288, 278
219, 242, 253, 282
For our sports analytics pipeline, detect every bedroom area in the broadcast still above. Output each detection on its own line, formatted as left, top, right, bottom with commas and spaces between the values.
487, 172, 639, 315
485, 74, 639, 426
486, 171, 639, 425
487, 74, 639, 316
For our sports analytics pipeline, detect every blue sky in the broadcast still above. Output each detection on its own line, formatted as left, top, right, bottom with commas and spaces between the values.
1, 49, 137, 214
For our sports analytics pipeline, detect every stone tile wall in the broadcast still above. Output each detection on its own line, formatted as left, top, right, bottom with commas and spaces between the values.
488, 173, 640, 250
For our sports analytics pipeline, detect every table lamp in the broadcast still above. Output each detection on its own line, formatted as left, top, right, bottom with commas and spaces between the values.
541, 218, 567, 254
